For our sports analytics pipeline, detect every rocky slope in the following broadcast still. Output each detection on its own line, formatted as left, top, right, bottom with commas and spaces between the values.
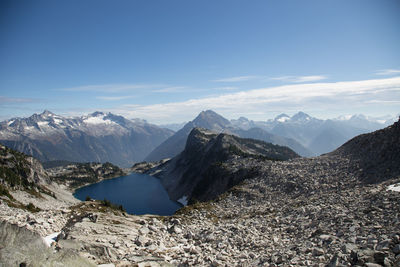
0, 144, 54, 209
1, 120, 400, 266
0, 110, 174, 167
145, 127, 299, 203
331, 117, 400, 183
145, 110, 311, 161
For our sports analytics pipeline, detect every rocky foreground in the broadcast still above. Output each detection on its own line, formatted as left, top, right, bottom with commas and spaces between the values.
0, 120, 400, 266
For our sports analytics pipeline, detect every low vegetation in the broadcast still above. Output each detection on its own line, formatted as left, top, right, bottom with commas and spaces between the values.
50, 162, 125, 188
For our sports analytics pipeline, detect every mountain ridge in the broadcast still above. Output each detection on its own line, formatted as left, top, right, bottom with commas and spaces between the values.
145, 110, 311, 161
0, 110, 174, 167
145, 127, 299, 203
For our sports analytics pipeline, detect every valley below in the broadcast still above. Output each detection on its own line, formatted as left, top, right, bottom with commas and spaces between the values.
0, 118, 399, 266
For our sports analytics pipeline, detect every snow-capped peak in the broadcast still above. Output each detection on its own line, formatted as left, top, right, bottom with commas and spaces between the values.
274, 113, 290, 123
291, 112, 312, 122
335, 114, 353, 121
83, 112, 115, 125
333, 114, 395, 125
40, 110, 56, 117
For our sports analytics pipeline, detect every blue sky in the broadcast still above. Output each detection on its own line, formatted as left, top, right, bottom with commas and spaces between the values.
0, 0, 399, 123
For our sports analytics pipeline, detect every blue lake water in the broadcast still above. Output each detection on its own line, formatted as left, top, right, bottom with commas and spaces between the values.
73, 173, 181, 216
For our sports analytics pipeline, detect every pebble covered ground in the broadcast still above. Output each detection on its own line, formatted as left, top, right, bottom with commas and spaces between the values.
2, 155, 399, 266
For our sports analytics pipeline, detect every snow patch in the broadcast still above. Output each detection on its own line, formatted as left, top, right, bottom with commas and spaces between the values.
37, 121, 49, 127
53, 118, 62, 124
387, 183, 400, 192
177, 195, 188, 206
277, 117, 290, 122
84, 116, 114, 125
7, 120, 15, 126
43, 232, 60, 247
24, 126, 35, 131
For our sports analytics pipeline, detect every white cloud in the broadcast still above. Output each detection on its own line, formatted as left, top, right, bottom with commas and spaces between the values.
375, 69, 400, 76
152, 86, 188, 93
96, 96, 135, 101
110, 77, 400, 124
271, 75, 327, 83
213, 75, 260, 82
58, 83, 162, 93
0, 96, 38, 104
364, 100, 400, 104
217, 86, 238, 91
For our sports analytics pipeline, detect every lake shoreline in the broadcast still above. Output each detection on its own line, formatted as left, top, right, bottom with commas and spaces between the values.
73, 172, 182, 216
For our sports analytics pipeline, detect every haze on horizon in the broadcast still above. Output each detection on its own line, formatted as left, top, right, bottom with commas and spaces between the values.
0, 0, 399, 124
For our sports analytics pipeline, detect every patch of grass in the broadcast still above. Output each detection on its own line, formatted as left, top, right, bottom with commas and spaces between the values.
101, 198, 125, 212
25, 188, 43, 199
0, 184, 14, 200
25, 202, 40, 213
70, 198, 126, 216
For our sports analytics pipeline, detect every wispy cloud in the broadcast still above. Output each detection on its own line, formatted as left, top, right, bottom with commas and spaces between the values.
58, 83, 162, 93
217, 86, 238, 91
152, 86, 188, 93
270, 75, 327, 83
364, 100, 400, 104
96, 95, 136, 101
110, 77, 400, 123
375, 69, 400, 76
213, 75, 260, 82
0, 96, 38, 104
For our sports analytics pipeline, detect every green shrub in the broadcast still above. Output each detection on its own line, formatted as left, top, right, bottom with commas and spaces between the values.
26, 202, 40, 213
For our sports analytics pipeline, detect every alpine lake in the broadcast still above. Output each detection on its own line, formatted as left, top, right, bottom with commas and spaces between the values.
73, 172, 182, 216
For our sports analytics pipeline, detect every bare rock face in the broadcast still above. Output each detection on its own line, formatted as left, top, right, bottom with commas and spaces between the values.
0, 144, 50, 189
331, 117, 400, 183
151, 127, 299, 203
0, 221, 95, 266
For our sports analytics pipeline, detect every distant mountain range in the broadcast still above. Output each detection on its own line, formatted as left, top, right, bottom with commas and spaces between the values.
0, 110, 394, 167
0, 110, 173, 167
145, 110, 312, 162
230, 112, 395, 156
146, 110, 394, 162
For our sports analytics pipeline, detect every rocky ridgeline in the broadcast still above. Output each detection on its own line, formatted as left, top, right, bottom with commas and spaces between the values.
48, 161, 126, 189
0, 144, 49, 188
144, 127, 299, 203
332, 117, 400, 183
1, 121, 400, 266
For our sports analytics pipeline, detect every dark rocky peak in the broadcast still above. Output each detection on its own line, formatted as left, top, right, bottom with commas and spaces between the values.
26, 110, 60, 123
103, 113, 129, 126
290, 111, 312, 122
331, 117, 400, 183
89, 111, 106, 117
154, 127, 299, 202
192, 110, 231, 130
237, 117, 249, 122
184, 128, 217, 153
40, 110, 56, 117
